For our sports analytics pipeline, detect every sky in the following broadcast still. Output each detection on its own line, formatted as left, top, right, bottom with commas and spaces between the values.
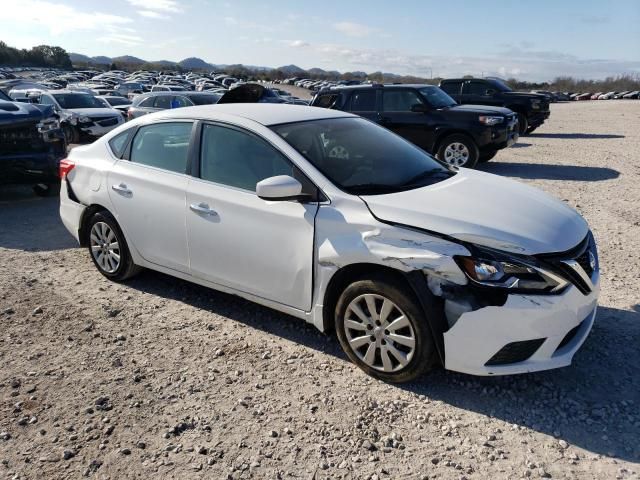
3, 0, 640, 81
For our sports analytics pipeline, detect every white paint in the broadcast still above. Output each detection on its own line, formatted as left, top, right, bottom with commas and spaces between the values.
60, 104, 599, 377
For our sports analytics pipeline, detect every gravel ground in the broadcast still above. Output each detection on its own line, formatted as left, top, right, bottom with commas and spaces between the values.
1, 100, 639, 480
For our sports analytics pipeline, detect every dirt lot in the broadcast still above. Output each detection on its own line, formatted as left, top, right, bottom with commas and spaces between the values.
1, 100, 639, 480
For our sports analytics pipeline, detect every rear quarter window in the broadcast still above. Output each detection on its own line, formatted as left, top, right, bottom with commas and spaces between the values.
108, 129, 133, 158
440, 81, 462, 95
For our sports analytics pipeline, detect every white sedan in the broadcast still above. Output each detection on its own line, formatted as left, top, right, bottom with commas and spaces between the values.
59, 104, 599, 382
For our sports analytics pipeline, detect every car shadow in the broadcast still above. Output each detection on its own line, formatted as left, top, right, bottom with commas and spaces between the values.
510, 142, 531, 148
478, 162, 620, 181
527, 133, 625, 139
125, 269, 639, 463
0, 187, 77, 251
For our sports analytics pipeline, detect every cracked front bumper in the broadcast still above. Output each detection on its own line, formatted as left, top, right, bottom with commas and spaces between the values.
443, 274, 599, 376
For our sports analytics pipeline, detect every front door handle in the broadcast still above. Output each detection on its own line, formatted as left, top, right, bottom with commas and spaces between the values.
189, 202, 217, 216
112, 183, 132, 195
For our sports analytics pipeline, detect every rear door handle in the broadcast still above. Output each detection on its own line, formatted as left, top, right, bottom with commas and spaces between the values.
190, 202, 217, 216
112, 183, 132, 195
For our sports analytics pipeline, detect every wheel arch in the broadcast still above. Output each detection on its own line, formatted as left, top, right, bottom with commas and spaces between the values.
433, 129, 476, 153
78, 203, 112, 247
321, 262, 448, 366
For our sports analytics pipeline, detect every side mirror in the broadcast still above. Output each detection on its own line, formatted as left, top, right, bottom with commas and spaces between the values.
256, 175, 306, 201
410, 103, 428, 113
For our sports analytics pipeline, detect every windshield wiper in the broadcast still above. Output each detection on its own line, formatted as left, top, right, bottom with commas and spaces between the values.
400, 168, 452, 187
346, 184, 404, 195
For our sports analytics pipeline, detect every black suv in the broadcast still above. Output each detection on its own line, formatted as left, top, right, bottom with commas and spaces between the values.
0, 89, 66, 195
311, 84, 518, 168
439, 78, 550, 135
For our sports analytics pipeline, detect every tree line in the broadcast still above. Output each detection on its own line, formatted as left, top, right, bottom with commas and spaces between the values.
0, 41, 72, 69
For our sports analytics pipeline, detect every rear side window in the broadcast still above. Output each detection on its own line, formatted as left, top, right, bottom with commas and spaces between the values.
315, 93, 339, 109
200, 124, 293, 192
138, 97, 155, 107
463, 81, 490, 96
153, 95, 171, 109
129, 122, 193, 174
108, 129, 133, 158
348, 90, 376, 112
172, 96, 192, 107
440, 81, 462, 95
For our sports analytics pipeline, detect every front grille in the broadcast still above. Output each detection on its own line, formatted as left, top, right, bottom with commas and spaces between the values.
0, 124, 47, 153
485, 338, 545, 366
97, 117, 119, 127
536, 232, 597, 295
90, 116, 112, 122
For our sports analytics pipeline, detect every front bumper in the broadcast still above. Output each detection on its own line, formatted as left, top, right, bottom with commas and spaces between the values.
443, 272, 599, 376
477, 116, 519, 151
527, 110, 551, 128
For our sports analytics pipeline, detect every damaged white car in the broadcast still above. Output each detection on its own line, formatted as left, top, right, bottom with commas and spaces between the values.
59, 104, 599, 383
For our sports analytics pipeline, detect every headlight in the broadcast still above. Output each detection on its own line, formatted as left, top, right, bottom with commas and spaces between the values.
531, 99, 541, 109
478, 115, 503, 126
456, 248, 569, 293
37, 118, 60, 132
78, 115, 92, 123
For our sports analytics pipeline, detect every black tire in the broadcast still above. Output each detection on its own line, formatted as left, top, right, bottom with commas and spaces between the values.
33, 182, 60, 197
478, 150, 498, 163
62, 124, 79, 144
436, 134, 479, 169
526, 126, 537, 135
86, 211, 141, 281
517, 114, 529, 135
335, 274, 436, 383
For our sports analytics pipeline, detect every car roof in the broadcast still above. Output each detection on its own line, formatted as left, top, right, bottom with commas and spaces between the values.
149, 103, 354, 126
326, 83, 435, 91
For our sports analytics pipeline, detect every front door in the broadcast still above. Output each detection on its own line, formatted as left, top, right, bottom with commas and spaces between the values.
107, 121, 193, 273
379, 89, 436, 152
186, 123, 318, 311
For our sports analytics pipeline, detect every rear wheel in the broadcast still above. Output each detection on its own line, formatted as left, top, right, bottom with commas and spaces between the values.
86, 211, 141, 281
436, 134, 478, 169
335, 274, 436, 383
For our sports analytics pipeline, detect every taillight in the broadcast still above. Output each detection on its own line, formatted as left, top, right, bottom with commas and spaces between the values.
59, 158, 75, 179
127, 109, 132, 120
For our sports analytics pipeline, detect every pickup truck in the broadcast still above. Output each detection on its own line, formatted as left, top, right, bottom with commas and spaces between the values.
439, 78, 550, 135
0, 88, 66, 195
310, 83, 518, 168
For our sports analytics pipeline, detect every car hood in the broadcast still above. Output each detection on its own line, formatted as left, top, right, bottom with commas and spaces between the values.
361, 168, 588, 255
67, 108, 120, 117
0, 100, 53, 126
445, 104, 513, 116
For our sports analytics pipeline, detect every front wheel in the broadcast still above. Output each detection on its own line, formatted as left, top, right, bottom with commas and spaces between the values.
335, 274, 436, 383
517, 114, 529, 135
86, 211, 141, 281
436, 134, 479, 168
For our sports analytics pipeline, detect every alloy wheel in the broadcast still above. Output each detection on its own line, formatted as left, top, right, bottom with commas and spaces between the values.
443, 142, 470, 167
90, 222, 121, 274
343, 294, 416, 372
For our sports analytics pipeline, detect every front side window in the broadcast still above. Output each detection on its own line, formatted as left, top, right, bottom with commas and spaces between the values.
39, 95, 55, 106
348, 90, 376, 112
419, 87, 457, 108
200, 124, 293, 192
382, 90, 424, 112
129, 122, 193, 174
271, 117, 454, 195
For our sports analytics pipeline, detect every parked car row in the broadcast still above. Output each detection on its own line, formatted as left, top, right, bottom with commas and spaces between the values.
569, 90, 640, 100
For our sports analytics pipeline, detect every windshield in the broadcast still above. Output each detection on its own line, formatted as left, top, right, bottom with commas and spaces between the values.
419, 86, 457, 108
487, 79, 512, 92
53, 93, 105, 109
271, 117, 454, 195
187, 93, 221, 105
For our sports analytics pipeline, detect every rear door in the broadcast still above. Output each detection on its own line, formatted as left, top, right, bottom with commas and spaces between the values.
440, 81, 463, 103
107, 121, 194, 273
185, 122, 318, 310
345, 89, 379, 122
379, 89, 435, 151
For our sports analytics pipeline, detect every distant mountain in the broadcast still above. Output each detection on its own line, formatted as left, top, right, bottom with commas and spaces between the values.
111, 55, 145, 65
91, 56, 112, 65
277, 64, 305, 75
69, 53, 112, 65
154, 60, 178, 67
178, 57, 213, 70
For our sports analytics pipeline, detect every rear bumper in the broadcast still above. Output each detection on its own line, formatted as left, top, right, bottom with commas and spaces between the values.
59, 180, 86, 244
443, 274, 599, 376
